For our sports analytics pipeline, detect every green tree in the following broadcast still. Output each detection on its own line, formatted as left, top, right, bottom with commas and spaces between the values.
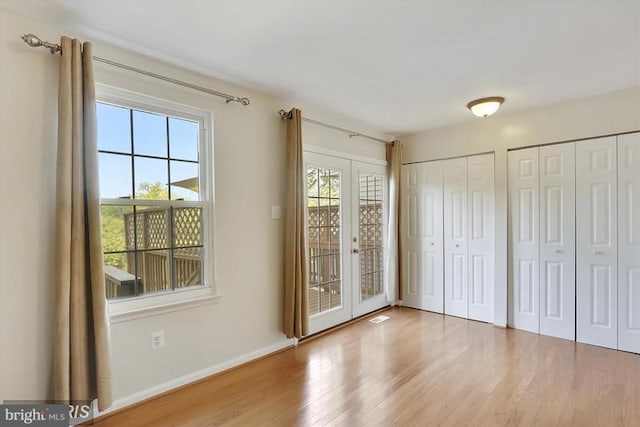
136, 182, 168, 200
307, 168, 339, 206
102, 182, 168, 271
102, 205, 129, 270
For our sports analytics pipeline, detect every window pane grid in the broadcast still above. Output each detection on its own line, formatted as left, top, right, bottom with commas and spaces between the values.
98, 149, 199, 164
359, 173, 384, 301
98, 101, 204, 300
307, 166, 342, 316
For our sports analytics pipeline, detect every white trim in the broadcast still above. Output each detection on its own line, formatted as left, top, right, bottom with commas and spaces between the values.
109, 292, 221, 323
96, 83, 209, 121
303, 144, 387, 166
95, 84, 218, 316
93, 338, 295, 418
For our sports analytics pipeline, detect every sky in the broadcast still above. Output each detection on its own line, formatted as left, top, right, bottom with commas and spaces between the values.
96, 102, 200, 201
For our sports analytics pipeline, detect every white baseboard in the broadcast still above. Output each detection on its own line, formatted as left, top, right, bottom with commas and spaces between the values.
94, 337, 295, 418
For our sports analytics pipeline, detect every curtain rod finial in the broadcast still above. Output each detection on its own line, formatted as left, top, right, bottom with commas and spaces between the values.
21, 33, 42, 47
226, 97, 251, 106
278, 109, 292, 119
21, 33, 60, 54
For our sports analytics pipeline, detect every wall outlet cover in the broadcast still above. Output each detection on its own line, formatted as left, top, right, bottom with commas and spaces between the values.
151, 330, 165, 351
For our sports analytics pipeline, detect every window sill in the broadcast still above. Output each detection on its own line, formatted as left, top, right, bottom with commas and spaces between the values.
108, 290, 221, 324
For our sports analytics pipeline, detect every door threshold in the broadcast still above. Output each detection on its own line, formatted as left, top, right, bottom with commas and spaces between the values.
300, 305, 392, 344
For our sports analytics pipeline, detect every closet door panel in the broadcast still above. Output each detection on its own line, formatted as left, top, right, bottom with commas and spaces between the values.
401, 164, 422, 309
467, 153, 495, 322
508, 148, 540, 332
576, 136, 617, 349
539, 143, 576, 340
421, 161, 444, 313
444, 157, 468, 318
618, 133, 640, 353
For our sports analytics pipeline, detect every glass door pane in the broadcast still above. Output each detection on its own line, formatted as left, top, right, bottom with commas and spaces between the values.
306, 153, 352, 334
359, 173, 384, 301
352, 161, 388, 317
307, 166, 343, 315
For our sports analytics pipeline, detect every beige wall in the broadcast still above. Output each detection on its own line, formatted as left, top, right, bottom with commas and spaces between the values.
402, 87, 640, 326
0, 9, 391, 411
3, 4, 638, 411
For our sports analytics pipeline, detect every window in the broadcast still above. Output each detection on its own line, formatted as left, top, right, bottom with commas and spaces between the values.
96, 90, 214, 311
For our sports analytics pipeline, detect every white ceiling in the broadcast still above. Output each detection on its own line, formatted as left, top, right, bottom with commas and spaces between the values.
3, 0, 640, 134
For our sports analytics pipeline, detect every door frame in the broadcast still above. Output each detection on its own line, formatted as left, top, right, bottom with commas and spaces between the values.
305, 152, 353, 334
351, 160, 389, 318
304, 151, 389, 334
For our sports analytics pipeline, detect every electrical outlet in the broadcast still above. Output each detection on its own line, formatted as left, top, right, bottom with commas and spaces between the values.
151, 331, 165, 351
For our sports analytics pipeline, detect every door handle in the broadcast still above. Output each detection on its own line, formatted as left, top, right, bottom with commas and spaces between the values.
430, 242, 435, 246
352, 248, 360, 254
554, 249, 563, 254
455, 244, 460, 248
593, 250, 603, 256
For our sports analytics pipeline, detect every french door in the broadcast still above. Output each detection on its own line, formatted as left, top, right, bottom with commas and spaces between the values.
305, 152, 388, 334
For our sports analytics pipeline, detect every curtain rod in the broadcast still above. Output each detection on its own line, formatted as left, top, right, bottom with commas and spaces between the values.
278, 109, 392, 145
20, 34, 251, 106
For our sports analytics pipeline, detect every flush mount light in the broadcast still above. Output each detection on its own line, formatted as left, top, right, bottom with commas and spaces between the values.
466, 96, 505, 118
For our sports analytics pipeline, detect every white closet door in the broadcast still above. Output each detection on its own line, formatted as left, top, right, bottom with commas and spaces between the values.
467, 154, 494, 322
508, 148, 540, 333
617, 133, 640, 353
421, 161, 444, 313
576, 136, 618, 349
444, 157, 468, 318
539, 143, 576, 340
401, 163, 422, 309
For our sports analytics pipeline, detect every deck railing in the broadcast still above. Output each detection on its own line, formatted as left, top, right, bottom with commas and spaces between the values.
307, 203, 383, 314
105, 206, 203, 298
105, 203, 381, 301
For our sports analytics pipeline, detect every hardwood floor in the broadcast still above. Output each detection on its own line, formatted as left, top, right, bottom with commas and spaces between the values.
94, 307, 640, 426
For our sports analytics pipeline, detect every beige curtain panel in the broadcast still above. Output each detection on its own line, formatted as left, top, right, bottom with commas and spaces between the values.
53, 37, 113, 411
385, 141, 403, 302
283, 108, 309, 338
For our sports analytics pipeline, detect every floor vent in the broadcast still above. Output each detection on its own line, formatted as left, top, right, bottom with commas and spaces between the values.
369, 315, 390, 324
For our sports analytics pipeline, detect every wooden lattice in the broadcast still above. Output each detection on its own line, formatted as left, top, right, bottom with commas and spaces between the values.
307, 204, 381, 241
173, 207, 202, 247
140, 209, 169, 249
118, 207, 203, 296
124, 207, 202, 250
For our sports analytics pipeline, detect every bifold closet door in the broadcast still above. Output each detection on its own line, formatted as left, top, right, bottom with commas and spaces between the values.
401, 163, 422, 310
576, 136, 618, 349
508, 148, 540, 333
444, 157, 468, 318
467, 154, 494, 322
539, 143, 576, 340
400, 162, 444, 313
421, 161, 444, 313
617, 133, 640, 353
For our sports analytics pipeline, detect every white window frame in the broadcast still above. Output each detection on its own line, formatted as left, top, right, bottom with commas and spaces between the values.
96, 84, 218, 322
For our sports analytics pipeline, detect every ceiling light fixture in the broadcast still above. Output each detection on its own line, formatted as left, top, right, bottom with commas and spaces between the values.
466, 96, 505, 118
